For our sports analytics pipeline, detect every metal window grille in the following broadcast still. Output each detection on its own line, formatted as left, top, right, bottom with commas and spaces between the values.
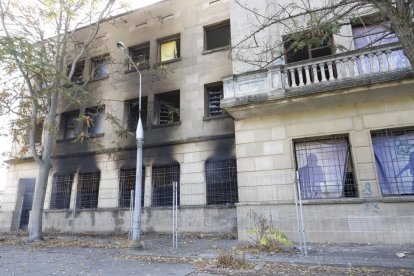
76, 171, 100, 209
206, 159, 238, 205
206, 84, 224, 117
152, 164, 180, 207
155, 91, 180, 125
294, 136, 357, 199
119, 168, 145, 208
371, 128, 414, 196
50, 173, 74, 209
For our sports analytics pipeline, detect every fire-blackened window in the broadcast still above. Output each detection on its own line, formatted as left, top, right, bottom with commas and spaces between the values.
61, 110, 80, 139
371, 128, 414, 196
205, 83, 224, 117
50, 173, 74, 209
84, 106, 105, 135
126, 97, 148, 130
206, 159, 238, 205
152, 163, 180, 207
128, 43, 150, 71
91, 55, 109, 79
294, 136, 357, 200
155, 90, 180, 125
68, 60, 85, 84
204, 20, 231, 50
119, 168, 145, 208
76, 171, 100, 209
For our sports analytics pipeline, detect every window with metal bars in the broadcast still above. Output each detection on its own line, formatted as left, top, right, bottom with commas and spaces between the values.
154, 91, 180, 125
205, 159, 238, 205
294, 136, 357, 200
50, 173, 74, 209
371, 128, 414, 196
152, 164, 180, 207
205, 83, 224, 117
119, 168, 145, 208
76, 171, 100, 209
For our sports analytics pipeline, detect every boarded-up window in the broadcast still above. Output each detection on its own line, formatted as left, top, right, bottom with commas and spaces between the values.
152, 164, 180, 207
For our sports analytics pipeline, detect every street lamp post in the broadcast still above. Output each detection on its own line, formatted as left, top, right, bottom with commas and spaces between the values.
117, 41, 144, 249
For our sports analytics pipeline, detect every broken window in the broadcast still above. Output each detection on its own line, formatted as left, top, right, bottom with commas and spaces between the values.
155, 90, 180, 125
119, 168, 145, 208
152, 163, 180, 207
206, 159, 238, 205
128, 43, 150, 70
159, 35, 180, 63
76, 171, 100, 209
371, 128, 414, 196
91, 55, 109, 79
284, 31, 333, 63
294, 136, 357, 200
85, 106, 105, 135
68, 60, 85, 84
205, 83, 224, 117
49, 173, 74, 209
126, 97, 148, 130
205, 20, 231, 50
61, 110, 80, 139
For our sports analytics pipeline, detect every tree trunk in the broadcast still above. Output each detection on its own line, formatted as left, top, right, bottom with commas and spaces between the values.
392, 18, 414, 68
28, 161, 50, 240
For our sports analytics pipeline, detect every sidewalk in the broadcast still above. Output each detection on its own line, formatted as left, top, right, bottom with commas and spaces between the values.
126, 234, 414, 270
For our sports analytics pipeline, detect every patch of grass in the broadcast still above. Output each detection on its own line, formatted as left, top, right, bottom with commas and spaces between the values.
216, 250, 255, 270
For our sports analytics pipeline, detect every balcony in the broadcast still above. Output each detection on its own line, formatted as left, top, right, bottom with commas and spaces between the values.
222, 43, 414, 118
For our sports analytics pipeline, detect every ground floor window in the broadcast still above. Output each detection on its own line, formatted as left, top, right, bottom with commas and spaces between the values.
152, 164, 180, 207
205, 159, 238, 205
50, 173, 74, 209
294, 136, 357, 199
119, 168, 145, 208
371, 128, 414, 196
76, 171, 100, 209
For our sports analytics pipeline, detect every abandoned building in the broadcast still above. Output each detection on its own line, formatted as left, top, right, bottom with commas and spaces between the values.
0, 0, 413, 245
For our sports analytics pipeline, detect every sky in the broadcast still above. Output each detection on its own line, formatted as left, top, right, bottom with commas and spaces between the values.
0, 0, 163, 192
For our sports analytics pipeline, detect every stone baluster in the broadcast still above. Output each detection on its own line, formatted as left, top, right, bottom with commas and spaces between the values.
305, 65, 311, 84
343, 58, 350, 78
377, 51, 385, 72
290, 68, 298, 87
351, 56, 359, 77
284, 69, 290, 88
385, 50, 395, 71
336, 60, 343, 80
312, 64, 320, 83
298, 67, 305, 86
320, 63, 327, 82
327, 61, 334, 81
359, 54, 367, 74
368, 53, 375, 73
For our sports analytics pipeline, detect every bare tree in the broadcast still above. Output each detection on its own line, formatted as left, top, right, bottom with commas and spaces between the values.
232, 0, 414, 69
0, 0, 119, 241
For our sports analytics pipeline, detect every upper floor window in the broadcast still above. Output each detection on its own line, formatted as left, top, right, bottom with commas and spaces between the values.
68, 60, 85, 84
127, 43, 150, 71
91, 55, 109, 79
154, 90, 180, 125
284, 31, 333, 63
158, 34, 180, 63
24, 119, 43, 145
205, 82, 224, 117
126, 97, 148, 130
85, 106, 105, 135
294, 136, 357, 200
61, 110, 79, 139
204, 20, 231, 51
371, 128, 414, 196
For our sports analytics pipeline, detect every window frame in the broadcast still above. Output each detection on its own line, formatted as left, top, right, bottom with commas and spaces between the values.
90, 54, 110, 80
205, 158, 238, 205
293, 135, 358, 200
204, 82, 225, 118
68, 60, 85, 84
125, 96, 148, 131
76, 171, 100, 209
126, 42, 150, 71
49, 173, 74, 210
151, 163, 180, 207
157, 34, 181, 63
119, 167, 145, 208
84, 106, 105, 135
204, 20, 231, 52
61, 110, 80, 139
154, 90, 180, 126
